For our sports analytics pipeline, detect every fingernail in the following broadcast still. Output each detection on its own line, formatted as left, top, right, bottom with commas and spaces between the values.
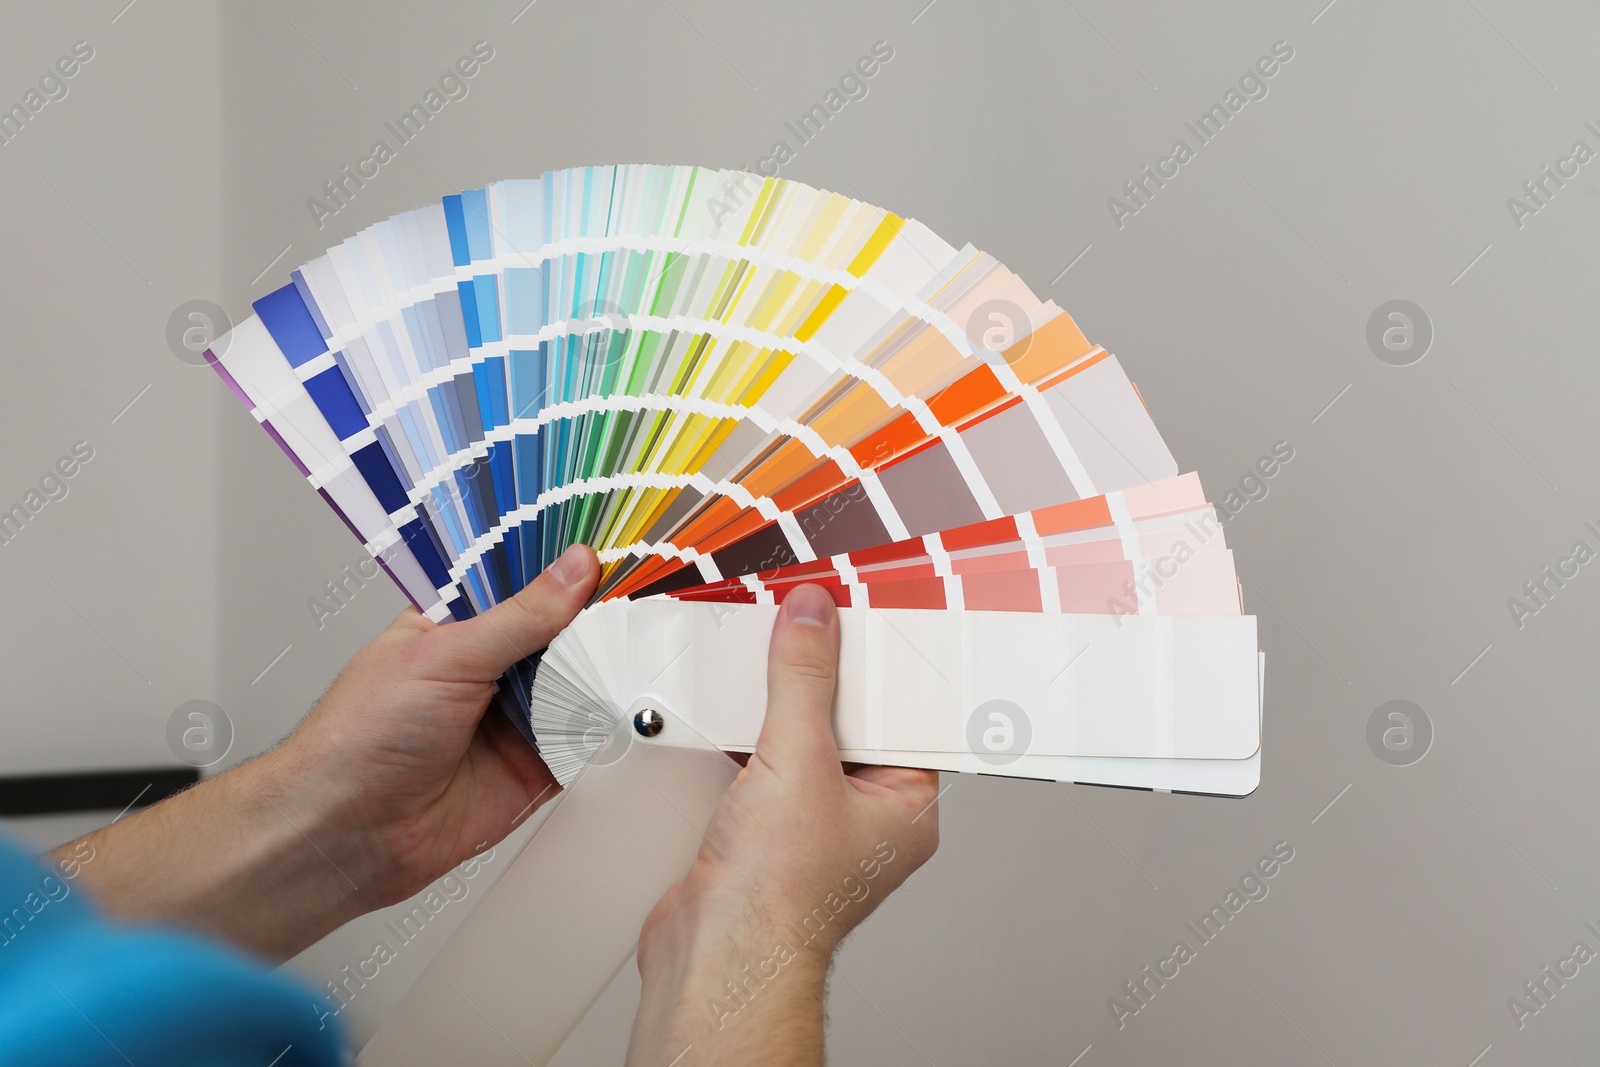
784, 584, 834, 628
549, 545, 589, 586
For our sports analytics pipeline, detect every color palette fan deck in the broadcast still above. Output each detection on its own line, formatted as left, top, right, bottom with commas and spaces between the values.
208, 164, 1263, 797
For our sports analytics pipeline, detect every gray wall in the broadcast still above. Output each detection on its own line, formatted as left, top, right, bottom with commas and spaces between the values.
0, 3, 223, 799
6, 0, 1600, 1063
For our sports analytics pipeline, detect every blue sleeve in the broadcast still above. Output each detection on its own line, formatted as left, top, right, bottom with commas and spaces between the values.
0, 833, 341, 1067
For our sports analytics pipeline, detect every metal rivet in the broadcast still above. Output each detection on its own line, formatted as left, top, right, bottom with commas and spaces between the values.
633, 708, 665, 737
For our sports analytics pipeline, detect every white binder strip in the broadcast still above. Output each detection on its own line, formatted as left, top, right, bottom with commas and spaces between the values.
594, 599, 1260, 762
859, 650, 1265, 796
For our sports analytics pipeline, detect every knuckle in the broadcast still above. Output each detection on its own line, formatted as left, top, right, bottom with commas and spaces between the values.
502, 590, 563, 638
503, 597, 545, 631
777, 646, 837, 693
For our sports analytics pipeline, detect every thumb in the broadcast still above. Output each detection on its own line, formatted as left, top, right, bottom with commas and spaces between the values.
440, 544, 599, 678
755, 584, 844, 779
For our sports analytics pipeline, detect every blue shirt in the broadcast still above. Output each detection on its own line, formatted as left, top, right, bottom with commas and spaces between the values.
0, 832, 340, 1066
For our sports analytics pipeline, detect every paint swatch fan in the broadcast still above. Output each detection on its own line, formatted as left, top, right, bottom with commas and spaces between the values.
206, 165, 1262, 1063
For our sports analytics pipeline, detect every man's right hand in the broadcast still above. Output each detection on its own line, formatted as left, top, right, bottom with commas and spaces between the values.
626, 584, 941, 1066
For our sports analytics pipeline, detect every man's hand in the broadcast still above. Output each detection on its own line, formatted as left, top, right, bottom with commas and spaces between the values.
278, 542, 600, 906
627, 584, 941, 1066
55, 545, 600, 959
